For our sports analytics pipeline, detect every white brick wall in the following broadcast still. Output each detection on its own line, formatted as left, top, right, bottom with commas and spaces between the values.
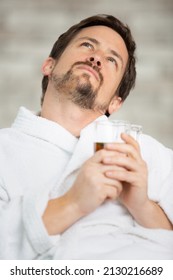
0, 0, 173, 148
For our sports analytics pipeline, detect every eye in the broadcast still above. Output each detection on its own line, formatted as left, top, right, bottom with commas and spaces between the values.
107, 57, 118, 68
81, 42, 93, 49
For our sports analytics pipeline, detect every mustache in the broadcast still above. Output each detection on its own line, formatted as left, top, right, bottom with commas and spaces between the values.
71, 61, 103, 84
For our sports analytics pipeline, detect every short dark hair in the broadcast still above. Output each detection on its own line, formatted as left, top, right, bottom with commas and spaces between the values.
41, 14, 136, 105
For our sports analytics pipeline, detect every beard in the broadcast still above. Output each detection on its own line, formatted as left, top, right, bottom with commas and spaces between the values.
49, 61, 109, 112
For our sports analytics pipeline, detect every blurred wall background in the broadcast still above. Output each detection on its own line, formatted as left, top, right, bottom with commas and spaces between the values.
0, 0, 173, 148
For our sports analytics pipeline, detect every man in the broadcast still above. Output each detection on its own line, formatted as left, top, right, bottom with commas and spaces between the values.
0, 14, 173, 260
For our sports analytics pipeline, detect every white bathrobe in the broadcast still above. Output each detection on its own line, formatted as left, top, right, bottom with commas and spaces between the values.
0, 107, 173, 260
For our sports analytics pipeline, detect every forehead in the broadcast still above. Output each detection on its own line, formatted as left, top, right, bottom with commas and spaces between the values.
74, 25, 124, 42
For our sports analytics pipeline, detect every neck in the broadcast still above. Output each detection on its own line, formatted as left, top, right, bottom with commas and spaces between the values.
40, 93, 102, 137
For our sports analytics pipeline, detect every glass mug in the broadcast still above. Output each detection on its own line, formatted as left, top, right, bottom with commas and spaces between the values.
129, 124, 142, 141
94, 120, 142, 151
94, 120, 131, 151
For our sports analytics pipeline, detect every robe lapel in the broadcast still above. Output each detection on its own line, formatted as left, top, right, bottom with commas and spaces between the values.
51, 115, 107, 197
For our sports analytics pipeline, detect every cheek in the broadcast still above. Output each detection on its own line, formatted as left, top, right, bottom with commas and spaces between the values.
98, 76, 122, 102
102, 74, 117, 93
105, 70, 124, 91
53, 53, 83, 74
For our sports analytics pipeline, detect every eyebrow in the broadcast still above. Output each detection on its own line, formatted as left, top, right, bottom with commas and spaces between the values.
76, 36, 124, 68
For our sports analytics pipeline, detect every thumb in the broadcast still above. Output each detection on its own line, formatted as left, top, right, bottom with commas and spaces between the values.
91, 148, 108, 163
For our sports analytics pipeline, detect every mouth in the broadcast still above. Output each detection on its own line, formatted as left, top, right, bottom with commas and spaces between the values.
76, 65, 100, 81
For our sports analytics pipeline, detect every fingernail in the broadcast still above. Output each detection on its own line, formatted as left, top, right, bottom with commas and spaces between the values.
104, 157, 111, 163
105, 143, 115, 149
106, 171, 113, 176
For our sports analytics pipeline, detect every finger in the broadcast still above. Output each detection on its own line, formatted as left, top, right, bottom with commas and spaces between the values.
102, 154, 129, 165
105, 185, 122, 200
121, 133, 140, 152
105, 169, 132, 184
105, 142, 141, 161
103, 154, 138, 171
101, 164, 126, 172
92, 148, 124, 164
104, 177, 123, 192
105, 169, 144, 186
92, 148, 108, 163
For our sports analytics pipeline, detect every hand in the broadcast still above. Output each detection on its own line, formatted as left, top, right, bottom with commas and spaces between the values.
102, 134, 173, 230
43, 136, 172, 233
65, 149, 124, 217
43, 148, 124, 235
103, 133, 148, 215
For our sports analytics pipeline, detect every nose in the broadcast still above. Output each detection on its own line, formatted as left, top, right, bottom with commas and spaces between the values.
88, 56, 101, 68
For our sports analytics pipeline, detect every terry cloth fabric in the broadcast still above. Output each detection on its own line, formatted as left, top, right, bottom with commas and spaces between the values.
0, 107, 173, 259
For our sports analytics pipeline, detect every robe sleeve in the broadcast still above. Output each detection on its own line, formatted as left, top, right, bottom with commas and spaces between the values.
0, 179, 60, 259
158, 149, 173, 224
140, 134, 173, 224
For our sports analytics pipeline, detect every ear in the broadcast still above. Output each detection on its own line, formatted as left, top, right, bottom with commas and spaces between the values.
108, 96, 122, 115
41, 57, 55, 76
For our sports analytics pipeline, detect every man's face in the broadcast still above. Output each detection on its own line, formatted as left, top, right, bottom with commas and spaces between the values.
48, 25, 128, 113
